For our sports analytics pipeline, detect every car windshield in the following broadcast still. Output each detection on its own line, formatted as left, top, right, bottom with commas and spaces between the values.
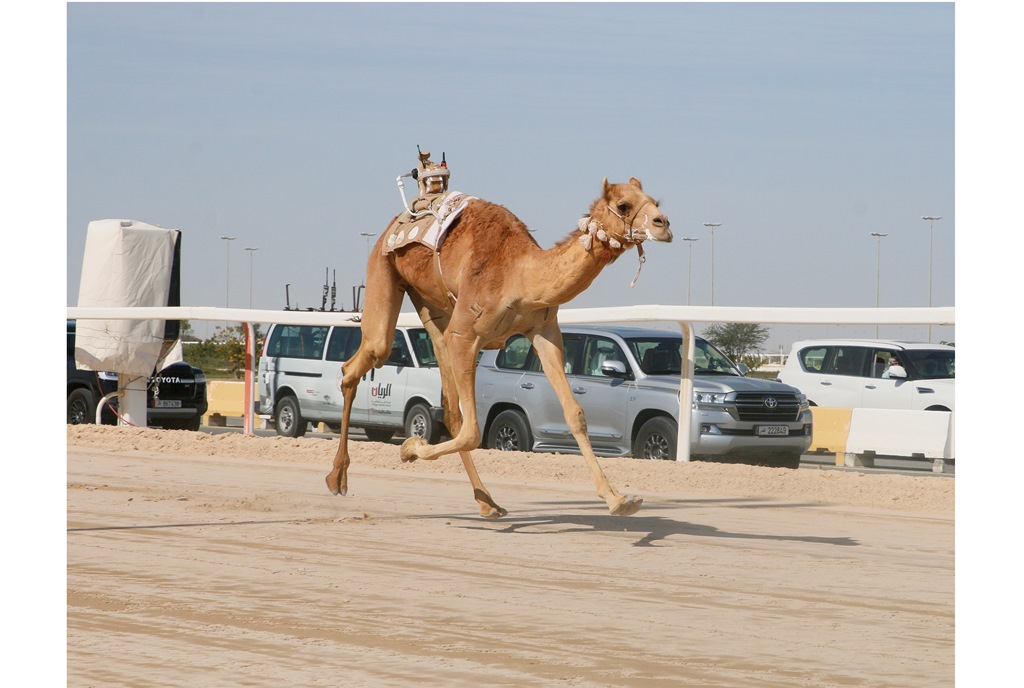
902, 349, 955, 379
626, 336, 739, 376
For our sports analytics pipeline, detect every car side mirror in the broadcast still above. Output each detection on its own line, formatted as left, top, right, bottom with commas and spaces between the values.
600, 360, 630, 379
736, 363, 749, 376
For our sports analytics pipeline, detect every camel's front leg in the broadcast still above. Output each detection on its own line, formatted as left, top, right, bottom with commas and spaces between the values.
326, 349, 372, 496
531, 327, 643, 516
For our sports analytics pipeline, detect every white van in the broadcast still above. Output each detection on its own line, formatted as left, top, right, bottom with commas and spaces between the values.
257, 324, 444, 441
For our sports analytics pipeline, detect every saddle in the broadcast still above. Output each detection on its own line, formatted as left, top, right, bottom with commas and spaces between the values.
382, 191, 477, 255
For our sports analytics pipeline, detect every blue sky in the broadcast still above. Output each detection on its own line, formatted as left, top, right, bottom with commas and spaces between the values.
65, 2, 955, 348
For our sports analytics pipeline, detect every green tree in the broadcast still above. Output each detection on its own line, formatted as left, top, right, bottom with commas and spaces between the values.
701, 323, 770, 365
181, 323, 265, 379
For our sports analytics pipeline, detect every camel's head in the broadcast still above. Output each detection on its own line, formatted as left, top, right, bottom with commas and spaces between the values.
591, 177, 673, 245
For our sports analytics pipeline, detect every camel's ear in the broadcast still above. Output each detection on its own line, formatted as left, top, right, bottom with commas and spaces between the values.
629, 177, 643, 191
602, 177, 611, 199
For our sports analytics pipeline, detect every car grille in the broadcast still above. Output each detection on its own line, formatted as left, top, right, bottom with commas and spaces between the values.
733, 392, 802, 422
148, 365, 205, 402
150, 379, 204, 402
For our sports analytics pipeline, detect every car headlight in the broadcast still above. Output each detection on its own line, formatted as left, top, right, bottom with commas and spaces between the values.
796, 392, 808, 409
693, 391, 729, 405
98, 371, 118, 381
194, 371, 206, 383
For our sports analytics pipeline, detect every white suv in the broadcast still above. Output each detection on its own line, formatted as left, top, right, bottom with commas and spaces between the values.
777, 339, 954, 411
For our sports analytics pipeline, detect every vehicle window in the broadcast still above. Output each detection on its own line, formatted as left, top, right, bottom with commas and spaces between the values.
496, 334, 583, 374
694, 338, 738, 375
528, 334, 583, 374
407, 328, 438, 367
581, 336, 626, 377
266, 325, 329, 360
869, 349, 900, 379
496, 335, 532, 370
903, 349, 955, 379
799, 346, 829, 372
326, 327, 362, 362
824, 346, 870, 377
386, 332, 412, 366
628, 337, 682, 375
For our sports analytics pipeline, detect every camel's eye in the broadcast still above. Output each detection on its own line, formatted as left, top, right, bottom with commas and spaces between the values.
616, 202, 630, 214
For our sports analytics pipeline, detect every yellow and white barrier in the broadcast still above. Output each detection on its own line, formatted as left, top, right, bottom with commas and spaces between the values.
203, 380, 253, 426
809, 406, 954, 473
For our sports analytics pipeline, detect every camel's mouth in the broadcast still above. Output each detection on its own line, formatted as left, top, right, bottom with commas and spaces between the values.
644, 226, 673, 243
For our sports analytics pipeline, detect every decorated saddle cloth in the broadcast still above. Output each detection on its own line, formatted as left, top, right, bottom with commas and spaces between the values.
382, 191, 477, 255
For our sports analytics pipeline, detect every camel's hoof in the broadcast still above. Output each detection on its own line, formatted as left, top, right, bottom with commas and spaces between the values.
481, 506, 508, 519
325, 475, 340, 496
610, 495, 643, 516
325, 474, 348, 496
400, 436, 428, 462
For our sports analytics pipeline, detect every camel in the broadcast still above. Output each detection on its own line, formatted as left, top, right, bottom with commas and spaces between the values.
326, 175, 672, 517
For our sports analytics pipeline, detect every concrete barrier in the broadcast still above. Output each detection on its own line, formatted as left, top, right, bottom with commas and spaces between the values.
203, 380, 250, 426
844, 408, 954, 472
807, 407, 853, 455
806, 406, 954, 473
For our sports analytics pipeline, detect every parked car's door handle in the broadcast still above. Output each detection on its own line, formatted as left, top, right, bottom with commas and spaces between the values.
917, 387, 934, 394
865, 384, 877, 389
520, 382, 535, 390
573, 387, 586, 394
820, 381, 832, 386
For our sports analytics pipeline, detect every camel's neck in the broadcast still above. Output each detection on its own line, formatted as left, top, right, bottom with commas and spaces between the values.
522, 231, 629, 309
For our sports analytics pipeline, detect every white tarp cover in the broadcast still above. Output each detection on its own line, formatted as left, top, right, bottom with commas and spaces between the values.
75, 219, 182, 376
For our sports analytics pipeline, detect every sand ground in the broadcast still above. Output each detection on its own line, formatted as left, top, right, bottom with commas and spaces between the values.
67, 425, 953, 687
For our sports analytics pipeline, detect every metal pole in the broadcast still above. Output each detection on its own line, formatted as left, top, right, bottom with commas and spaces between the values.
922, 216, 941, 342
703, 223, 721, 305
870, 232, 888, 337
359, 232, 376, 287
244, 247, 259, 309
682, 237, 699, 305
219, 236, 236, 308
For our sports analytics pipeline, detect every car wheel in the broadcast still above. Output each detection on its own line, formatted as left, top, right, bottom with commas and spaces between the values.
405, 402, 440, 444
633, 417, 677, 460
275, 396, 306, 437
364, 427, 395, 442
68, 388, 96, 425
487, 410, 532, 452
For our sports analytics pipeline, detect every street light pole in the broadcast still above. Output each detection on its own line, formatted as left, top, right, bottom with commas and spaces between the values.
682, 237, 699, 305
703, 223, 721, 305
244, 247, 259, 309
870, 232, 888, 338
921, 216, 942, 342
219, 236, 236, 308
359, 232, 376, 286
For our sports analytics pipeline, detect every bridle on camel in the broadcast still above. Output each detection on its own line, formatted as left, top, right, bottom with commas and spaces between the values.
578, 198, 659, 287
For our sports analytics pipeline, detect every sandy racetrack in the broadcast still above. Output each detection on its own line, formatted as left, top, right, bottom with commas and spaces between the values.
68, 425, 953, 687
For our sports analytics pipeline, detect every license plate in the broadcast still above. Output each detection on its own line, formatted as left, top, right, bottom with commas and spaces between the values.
155, 400, 182, 408
758, 425, 789, 437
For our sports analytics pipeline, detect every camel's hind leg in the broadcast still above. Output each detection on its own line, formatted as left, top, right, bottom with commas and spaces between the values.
530, 324, 643, 516
406, 296, 506, 518
325, 252, 405, 497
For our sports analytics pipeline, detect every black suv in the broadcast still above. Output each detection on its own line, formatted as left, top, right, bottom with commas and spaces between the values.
67, 320, 209, 430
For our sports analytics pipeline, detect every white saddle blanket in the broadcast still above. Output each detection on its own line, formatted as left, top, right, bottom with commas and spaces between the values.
383, 191, 477, 254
